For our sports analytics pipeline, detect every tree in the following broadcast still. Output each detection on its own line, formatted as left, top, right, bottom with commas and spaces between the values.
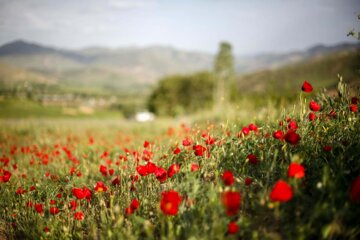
213, 42, 235, 112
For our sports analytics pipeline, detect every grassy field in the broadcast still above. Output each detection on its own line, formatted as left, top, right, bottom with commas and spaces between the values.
0, 78, 359, 239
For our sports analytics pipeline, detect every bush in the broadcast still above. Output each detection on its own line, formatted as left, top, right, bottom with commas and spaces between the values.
148, 72, 214, 116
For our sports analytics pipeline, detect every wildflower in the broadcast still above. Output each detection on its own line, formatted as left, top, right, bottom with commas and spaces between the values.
136, 165, 148, 176
173, 147, 181, 154
94, 181, 107, 192
247, 154, 258, 165
308, 112, 316, 121
351, 97, 358, 104
155, 167, 167, 183
193, 145, 206, 157
49, 207, 59, 215
221, 191, 241, 216
272, 130, 284, 140
146, 162, 157, 174
302, 81, 313, 92
245, 177, 253, 186
284, 130, 301, 145
227, 221, 239, 234
323, 145, 332, 152
74, 211, 85, 221
288, 120, 298, 131
0, 170, 11, 183
167, 164, 180, 178
69, 200, 77, 211
241, 127, 250, 136
270, 180, 293, 202
349, 104, 358, 113
112, 177, 120, 186
309, 101, 321, 112
15, 187, 27, 195
160, 190, 182, 215
35, 203, 44, 214
288, 163, 305, 179
182, 138, 192, 146
350, 175, 360, 203
143, 140, 150, 148
222, 170, 234, 186
99, 165, 108, 176
248, 123, 258, 131
191, 163, 200, 172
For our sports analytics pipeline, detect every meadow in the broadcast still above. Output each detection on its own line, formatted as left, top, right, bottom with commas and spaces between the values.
0, 78, 360, 239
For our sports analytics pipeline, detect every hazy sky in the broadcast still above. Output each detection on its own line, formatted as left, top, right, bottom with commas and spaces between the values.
0, 0, 359, 55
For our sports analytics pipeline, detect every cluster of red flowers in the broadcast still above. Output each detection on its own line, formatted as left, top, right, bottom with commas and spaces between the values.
270, 162, 305, 202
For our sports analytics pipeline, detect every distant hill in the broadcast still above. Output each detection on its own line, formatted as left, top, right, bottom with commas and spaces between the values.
0, 61, 55, 87
235, 50, 360, 96
0, 39, 358, 92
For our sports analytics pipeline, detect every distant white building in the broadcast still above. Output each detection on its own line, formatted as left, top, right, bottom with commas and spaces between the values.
135, 111, 155, 122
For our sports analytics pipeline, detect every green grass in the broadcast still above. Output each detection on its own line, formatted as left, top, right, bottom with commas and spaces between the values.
0, 99, 122, 119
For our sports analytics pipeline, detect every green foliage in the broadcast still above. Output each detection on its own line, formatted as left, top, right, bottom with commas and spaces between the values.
148, 72, 214, 116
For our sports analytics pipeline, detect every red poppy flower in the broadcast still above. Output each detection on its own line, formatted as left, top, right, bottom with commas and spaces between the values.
155, 167, 167, 183
205, 136, 216, 145
94, 181, 108, 192
69, 200, 77, 211
323, 145, 332, 152
146, 162, 157, 174
130, 198, 140, 211
182, 138, 192, 146
248, 123, 258, 131
16, 187, 27, 195
193, 145, 206, 157
227, 221, 239, 234
143, 140, 150, 148
112, 177, 120, 186
245, 177, 253, 186
302, 81, 313, 92
247, 154, 258, 165
328, 110, 337, 118
221, 191, 241, 216
350, 175, 360, 203
74, 211, 85, 221
287, 163, 305, 179
351, 97, 358, 104
269, 180, 293, 202
35, 203, 44, 214
222, 170, 234, 186
272, 130, 284, 140
309, 101, 321, 112
284, 130, 301, 145
349, 104, 358, 113
191, 163, 200, 172
168, 164, 181, 178
173, 147, 181, 154
109, 169, 114, 176
49, 207, 59, 215
241, 127, 250, 136
43, 227, 50, 233
72, 187, 92, 200
136, 165, 148, 176
308, 112, 317, 121
0, 170, 11, 183
160, 190, 182, 215
99, 165, 108, 176
287, 120, 298, 131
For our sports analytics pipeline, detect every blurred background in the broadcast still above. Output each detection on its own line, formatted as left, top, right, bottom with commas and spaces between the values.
0, 0, 359, 123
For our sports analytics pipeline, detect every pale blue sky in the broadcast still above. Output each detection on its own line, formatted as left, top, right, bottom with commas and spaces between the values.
0, 0, 359, 54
